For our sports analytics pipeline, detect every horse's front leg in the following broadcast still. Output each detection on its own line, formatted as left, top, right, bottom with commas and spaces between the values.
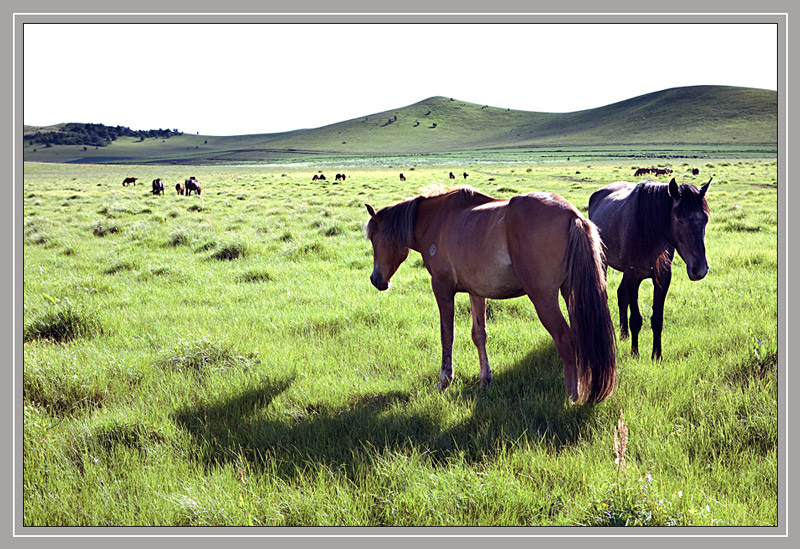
623, 274, 643, 357
469, 294, 492, 388
651, 266, 672, 360
432, 282, 456, 390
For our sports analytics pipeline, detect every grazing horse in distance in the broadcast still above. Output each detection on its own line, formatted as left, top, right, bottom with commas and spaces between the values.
449, 172, 456, 179
692, 168, 700, 176
175, 182, 184, 195
335, 173, 347, 181
312, 174, 319, 181
152, 179, 165, 195
122, 177, 138, 186
365, 186, 616, 404
463, 172, 469, 179
399, 173, 406, 181
634, 168, 651, 177
185, 177, 201, 195
588, 177, 711, 359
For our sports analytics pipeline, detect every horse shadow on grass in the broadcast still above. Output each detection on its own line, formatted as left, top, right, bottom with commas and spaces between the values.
172, 339, 601, 481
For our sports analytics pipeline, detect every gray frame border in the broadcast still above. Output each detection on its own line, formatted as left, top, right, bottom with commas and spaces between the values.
8, 5, 790, 545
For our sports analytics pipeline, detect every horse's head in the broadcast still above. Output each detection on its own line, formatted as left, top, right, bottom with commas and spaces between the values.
365, 203, 411, 291
668, 178, 711, 281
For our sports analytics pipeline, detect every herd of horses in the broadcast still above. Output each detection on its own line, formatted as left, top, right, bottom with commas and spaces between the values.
311, 173, 349, 182
365, 169, 711, 404
123, 176, 201, 195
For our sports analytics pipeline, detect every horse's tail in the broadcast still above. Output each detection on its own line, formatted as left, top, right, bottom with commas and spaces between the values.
565, 215, 617, 404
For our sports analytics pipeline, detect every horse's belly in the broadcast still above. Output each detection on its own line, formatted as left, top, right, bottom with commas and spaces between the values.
455, 251, 523, 298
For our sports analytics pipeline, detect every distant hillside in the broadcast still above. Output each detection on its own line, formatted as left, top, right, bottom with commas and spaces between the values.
22, 85, 777, 164
24, 122, 181, 148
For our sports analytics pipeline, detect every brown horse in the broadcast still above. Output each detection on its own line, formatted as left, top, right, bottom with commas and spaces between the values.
399, 173, 406, 181
176, 182, 184, 195
122, 177, 137, 186
365, 186, 616, 404
588, 178, 711, 359
449, 172, 456, 179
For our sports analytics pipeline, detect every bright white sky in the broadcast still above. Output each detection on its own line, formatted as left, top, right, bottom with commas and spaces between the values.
23, 23, 778, 136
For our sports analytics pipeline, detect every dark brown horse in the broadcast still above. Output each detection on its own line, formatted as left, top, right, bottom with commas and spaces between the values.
399, 173, 406, 181
366, 186, 616, 404
588, 178, 711, 359
449, 172, 456, 179
185, 177, 202, 195
176, 182, 184, 195
122, 177, 137, 186
152, 178, 165, 195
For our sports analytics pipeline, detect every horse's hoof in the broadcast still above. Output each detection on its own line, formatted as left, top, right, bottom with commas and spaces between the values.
436, 377, 452, 391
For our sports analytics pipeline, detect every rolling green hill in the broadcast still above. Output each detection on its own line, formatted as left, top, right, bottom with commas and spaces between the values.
23, 85, 777, 165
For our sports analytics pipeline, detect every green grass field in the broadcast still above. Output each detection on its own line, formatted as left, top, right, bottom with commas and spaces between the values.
22, 157, 778, 526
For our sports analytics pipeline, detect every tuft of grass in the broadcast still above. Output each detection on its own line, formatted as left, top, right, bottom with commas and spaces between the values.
168, 231, 190, 247
210, 242, 248, 261
237, 268, 274, 283
88, 419, 168, 454
24, 370, 109, 416
92, 222, 120, 237
24, 302, 104, 343
105, 261, 137, 275
156, 337, 260, 375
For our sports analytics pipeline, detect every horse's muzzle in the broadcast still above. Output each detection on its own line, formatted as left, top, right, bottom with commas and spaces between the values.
370, 270, 389, 291
687, 263, 709, 281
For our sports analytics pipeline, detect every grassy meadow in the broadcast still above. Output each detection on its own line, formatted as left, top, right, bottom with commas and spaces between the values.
22, 158, 778, 527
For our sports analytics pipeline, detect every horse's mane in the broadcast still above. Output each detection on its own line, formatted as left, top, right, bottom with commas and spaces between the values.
630, 182, 675, 273
366, 196, 419, 248
366, 186, 494, 247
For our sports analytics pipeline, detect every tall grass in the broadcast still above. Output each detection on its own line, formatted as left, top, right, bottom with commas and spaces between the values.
22, 158, 778, 526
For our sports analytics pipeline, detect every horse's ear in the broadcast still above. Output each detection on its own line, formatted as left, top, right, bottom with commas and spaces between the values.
365, 204, 377, 219
668, 178, 680, 200
700, 177, 712, 196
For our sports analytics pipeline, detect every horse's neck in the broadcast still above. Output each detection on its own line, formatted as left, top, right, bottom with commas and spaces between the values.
411, 196, 446, 251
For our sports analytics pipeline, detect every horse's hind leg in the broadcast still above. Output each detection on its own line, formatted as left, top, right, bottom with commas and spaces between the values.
617, 280, 630, 340
469, 294, 492, 388
528, 288, 579, 402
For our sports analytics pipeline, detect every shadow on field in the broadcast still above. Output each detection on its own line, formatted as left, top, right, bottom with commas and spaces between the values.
172, 338, 599, 480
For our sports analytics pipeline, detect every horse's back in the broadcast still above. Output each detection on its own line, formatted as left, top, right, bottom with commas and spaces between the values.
588, 182, 638, 228
502, 193, 585, 287
588, 182, 641, 271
